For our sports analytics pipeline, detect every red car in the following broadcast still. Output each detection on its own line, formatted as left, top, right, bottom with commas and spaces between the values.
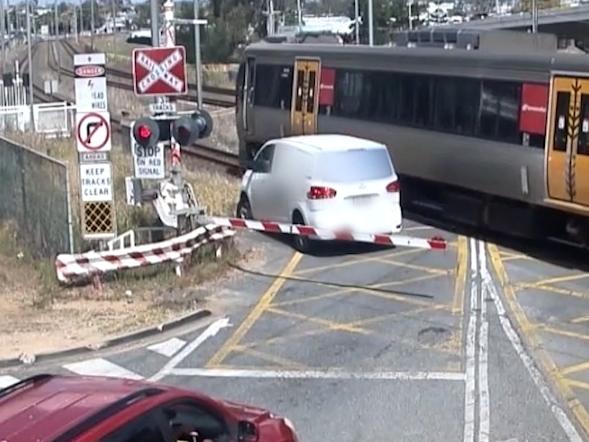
0, 374, 298, 441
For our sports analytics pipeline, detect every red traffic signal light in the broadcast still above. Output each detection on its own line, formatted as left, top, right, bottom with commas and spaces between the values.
132, 117, 160, 147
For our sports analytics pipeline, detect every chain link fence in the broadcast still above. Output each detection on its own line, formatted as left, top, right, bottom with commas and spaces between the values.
0, 136, 73, 258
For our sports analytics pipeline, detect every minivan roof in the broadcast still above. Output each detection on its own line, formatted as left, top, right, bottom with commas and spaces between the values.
274, 134, 386, 154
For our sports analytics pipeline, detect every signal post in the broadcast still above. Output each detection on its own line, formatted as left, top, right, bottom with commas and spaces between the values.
130, 1, 212, 235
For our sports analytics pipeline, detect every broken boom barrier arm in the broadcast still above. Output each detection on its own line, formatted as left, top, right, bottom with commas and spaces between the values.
55, 224, 234, 284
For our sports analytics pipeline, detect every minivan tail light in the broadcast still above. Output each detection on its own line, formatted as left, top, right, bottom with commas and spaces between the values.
307, 186, 337, 199
386, 180, 400, 193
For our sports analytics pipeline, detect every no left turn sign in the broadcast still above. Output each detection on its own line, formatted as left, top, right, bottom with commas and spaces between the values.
76, 111, 112, 153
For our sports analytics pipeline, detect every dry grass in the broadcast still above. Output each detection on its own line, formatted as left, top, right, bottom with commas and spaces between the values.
0, 221, 247, 360
0, 127, 246, 360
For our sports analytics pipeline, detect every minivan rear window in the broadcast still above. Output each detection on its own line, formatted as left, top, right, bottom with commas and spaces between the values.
314, 148, 393, 182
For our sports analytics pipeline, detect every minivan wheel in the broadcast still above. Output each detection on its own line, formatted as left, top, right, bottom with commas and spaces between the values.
236, 196, 253, 219
292, 212, 313, 253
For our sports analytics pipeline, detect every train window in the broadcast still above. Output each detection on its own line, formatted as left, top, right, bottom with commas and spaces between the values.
253, 64, 293, 109
553, 91, 570, 152
434, 77, 456, 131
279, 67, 293, 109
334, 70, 363, 117
454, 78, 479, 136
478, 80, 520, 144
578, 95, 589, 155
306, 70, 317, 113
398, 74, 415, 124
414, 76, 433, 127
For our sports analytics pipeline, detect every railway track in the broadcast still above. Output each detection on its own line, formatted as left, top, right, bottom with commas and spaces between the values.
59, 39, 235, 108
25, 40, 241, 175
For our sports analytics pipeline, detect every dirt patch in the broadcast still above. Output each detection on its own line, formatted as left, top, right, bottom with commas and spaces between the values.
0, 223, 259, 361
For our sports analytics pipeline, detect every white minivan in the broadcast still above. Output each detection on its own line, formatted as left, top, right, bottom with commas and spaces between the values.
237, 134, 403, 251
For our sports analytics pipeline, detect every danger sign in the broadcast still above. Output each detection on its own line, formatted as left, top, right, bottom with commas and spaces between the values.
132, 46, 187, 96
76, 111, 112, 153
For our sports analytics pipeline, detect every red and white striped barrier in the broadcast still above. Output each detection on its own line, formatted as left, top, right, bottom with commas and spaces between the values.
201, 216, 447, 250
55, 224, 234, 284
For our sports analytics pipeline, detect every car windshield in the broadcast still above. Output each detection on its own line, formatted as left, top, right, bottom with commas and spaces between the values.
314, 148, 393, 183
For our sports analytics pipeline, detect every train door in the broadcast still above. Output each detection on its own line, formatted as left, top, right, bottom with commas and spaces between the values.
546, 75, 589, 208
244, 57, 256, 136
290, 58, 320, 135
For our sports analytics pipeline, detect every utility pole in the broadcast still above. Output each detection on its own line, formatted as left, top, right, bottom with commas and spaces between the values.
150, 0, 158, 46
25, 0, 33, 129
54, 0, 58, 37
73, 1, 78, 42
531, 0, 538, 33
296, 0, 302, 31
90, 0, 94, 49
192, 0, 202, 109
0, 0, 6, 75
368, 0, 373, 46
110, 0, 115, 47
354, 0, 359, 43
408, 0, 413, 30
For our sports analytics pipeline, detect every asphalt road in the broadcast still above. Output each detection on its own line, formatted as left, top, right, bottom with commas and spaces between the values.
3, 219, 589, 441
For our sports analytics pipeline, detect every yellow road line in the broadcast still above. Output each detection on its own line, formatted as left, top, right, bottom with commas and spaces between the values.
238, 304, 444, 351
452, 236, 468, 361
539, 325, 589, 343
372, 258, 451, 275
452, 236, 468, 315
232, 345, 307, 369
561, 360, 589, 376
206, 252, 303, 368
566, 379, 589, 392
273, 272, 445, 308
571, 315, 589, 324
293, 247, 425, 276
529, 273, 589, 288
514, 282, 589, 301
488, 244, 589, 438
266, 307, 370, 335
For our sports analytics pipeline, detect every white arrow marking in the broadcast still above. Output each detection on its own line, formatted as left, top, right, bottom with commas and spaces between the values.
149, 317, 232, 382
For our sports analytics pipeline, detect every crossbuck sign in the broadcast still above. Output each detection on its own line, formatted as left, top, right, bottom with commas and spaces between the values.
132, 46, 187, 96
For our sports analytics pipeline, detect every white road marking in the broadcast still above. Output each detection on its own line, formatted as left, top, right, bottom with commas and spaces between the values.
149, 317, 232, 382
63, 358, 144, 380
0, 375, 19, 388
478, 240, 490, 442
147, 337, 187, 358
481, 244, 583, 442
166, 367, 466, 381
464, 237, 478, 442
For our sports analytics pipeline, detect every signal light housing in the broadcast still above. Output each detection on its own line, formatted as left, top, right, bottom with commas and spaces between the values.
132, 117, 160, 148
170, 109, 213, 146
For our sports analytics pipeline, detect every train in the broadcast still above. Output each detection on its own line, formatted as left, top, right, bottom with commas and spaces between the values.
234, 28, 589, 245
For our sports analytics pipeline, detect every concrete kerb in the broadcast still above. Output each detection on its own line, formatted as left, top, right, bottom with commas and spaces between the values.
0, 308, 212, 369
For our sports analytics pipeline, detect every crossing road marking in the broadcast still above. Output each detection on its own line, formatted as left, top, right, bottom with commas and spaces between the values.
148, 337, 187, 358
63, 358, 144, 380
0, 375, 19, 388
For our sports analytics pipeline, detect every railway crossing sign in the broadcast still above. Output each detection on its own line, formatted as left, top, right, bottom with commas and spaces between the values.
132, 46, 187, 96
76, 111, 112, 153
